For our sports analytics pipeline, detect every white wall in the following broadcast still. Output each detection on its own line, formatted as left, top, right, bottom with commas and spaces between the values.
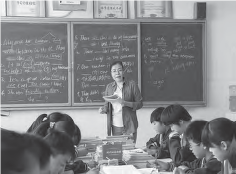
1, 1, 236, 147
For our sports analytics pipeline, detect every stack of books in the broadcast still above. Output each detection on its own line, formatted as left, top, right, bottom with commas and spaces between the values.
79, 137, 103, 153
102, 135, 135, 150
122, 149, 155, 169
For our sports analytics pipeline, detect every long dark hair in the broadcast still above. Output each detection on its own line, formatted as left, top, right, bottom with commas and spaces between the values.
27, 112, 81, 145
201, 118, 236, 168
201, 118, 235, 147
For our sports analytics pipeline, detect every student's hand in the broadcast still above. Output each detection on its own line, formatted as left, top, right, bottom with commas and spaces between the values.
169, 131, 180, 139
146, 160, 158, 168
178, 165, 189, 170
155, 160, 170, 171
98, 107, 106, 114
87, 160, 98, 169
147, 148, 157, 156
173, 167, 185, 174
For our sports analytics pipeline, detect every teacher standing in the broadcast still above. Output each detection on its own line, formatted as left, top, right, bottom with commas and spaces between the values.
99, 61, 143, 143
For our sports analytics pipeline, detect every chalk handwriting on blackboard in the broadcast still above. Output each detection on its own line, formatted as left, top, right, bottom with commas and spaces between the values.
1, 29, 69, 104
141, 23, 204, 102
73, 24, 138, 104
142, 35, 196, 89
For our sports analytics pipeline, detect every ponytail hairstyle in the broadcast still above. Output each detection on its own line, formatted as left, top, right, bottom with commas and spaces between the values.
27, 112, 81, 145
201, 117, 235, 148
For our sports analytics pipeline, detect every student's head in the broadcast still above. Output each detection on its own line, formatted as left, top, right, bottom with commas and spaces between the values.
184, 120, 208, 158
150, 107, 167, 134
44, 131, 75, 174
110, 61, 124, 83
161, 104, 192, 134
1, 129, 51, 174
29, 112, 81, 145
201, 118, 235, 162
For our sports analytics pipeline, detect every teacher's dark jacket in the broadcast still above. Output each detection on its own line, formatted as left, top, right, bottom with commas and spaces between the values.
101, 79, 143, 136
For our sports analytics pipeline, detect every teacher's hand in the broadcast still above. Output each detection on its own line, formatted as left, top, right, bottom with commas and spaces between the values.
116, 97, 124, 106
98, 107, 106, 114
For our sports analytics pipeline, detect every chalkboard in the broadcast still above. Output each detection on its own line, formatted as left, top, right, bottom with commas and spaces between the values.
72, 23, 139, 105
141, 22, 206, 105
1, 22, 71, 107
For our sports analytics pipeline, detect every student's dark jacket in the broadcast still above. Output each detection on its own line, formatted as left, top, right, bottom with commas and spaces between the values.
169, 134, 196, 166
168, 155, 221, 174
146, 127, 172, 159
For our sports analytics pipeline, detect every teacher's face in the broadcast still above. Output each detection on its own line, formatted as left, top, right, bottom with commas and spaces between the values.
111, 63, 124, 83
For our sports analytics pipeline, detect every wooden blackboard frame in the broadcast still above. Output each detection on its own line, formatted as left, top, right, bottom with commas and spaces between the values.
1, 20, 72, 108
141, 21, 207, 107
71, 22, 141, 107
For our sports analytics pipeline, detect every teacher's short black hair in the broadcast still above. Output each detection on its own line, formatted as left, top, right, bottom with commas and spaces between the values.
110, 61, 123, 71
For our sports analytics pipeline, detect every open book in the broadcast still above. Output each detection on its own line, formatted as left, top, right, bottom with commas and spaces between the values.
103, 94, 121, 102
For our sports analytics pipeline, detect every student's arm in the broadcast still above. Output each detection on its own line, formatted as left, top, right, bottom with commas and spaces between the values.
180, 158, 202, 169
156, 147, 171, 159
168, 136, 196, 166
146, 134, 160, 148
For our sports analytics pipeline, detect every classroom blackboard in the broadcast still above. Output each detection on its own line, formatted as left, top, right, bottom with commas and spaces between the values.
141, 22, 206, 105
1, 22, 71, 107
72, 23, 139, 105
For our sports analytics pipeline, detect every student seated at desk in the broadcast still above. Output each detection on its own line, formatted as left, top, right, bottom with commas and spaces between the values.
44, 131, 75, 174
160, 104, 196, 165
201, 118, 236, 174
1, 128, 51, 174
145, 107, 172, 159
147, 120, 221, 174
27, 112, 97, 173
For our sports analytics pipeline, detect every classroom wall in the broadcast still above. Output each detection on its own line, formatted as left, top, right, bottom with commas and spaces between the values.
1, 1, 236, 147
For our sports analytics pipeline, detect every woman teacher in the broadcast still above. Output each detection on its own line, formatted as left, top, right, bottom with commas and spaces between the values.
99, 61, 143, 143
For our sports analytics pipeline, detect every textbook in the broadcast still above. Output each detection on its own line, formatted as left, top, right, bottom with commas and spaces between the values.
103, 94, 120, 102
